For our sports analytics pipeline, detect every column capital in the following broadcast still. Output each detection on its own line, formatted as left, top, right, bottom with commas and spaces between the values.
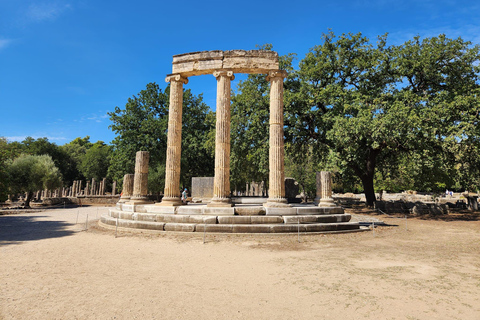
165, 74, 188, 84
266, 69, 287, 81
213, 70, 235, 80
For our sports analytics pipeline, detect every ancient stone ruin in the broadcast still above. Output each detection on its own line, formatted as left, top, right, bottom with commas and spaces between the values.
102, 50, 362, 234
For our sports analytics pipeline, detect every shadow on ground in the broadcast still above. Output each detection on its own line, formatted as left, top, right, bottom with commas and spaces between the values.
0, 215, 76, 246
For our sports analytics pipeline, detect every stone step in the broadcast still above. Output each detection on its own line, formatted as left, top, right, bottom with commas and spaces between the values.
108, 210, 351, 225
114, 204, 344, 216
101, 215, 361, 233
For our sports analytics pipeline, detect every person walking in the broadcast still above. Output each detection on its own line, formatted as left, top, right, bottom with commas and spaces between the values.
182, 188, 188, 204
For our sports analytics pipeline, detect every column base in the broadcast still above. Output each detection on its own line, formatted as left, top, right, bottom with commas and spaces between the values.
263, 198, 291, 208
318, 198, 337, 207
157, 197, 183, 206
207, 197, 233, 207
117, 196, 131, 204
126, 198, 154, 205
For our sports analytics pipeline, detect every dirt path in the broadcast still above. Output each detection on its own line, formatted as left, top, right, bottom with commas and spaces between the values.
1, 207, 479, 319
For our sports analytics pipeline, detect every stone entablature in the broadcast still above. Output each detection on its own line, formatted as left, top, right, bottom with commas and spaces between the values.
171, 50, 279, 77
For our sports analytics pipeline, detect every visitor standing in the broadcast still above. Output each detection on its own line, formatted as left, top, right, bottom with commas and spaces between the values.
182, 188, 188, 204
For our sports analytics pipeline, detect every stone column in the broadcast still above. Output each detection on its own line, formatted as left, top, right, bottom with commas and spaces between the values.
85, 182, 90, 196
265, 70, 289, 207
119, 174, 134, 203
159, 74, 188, 206
101, 178, 106, 195
90, 178, 95, 196
318, 171, 336, 207
208, 70, 235, 207
112, 181, 117, 196
128, 151, 152, 204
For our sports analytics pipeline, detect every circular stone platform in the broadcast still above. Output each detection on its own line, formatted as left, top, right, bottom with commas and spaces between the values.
100, 202, 364, 234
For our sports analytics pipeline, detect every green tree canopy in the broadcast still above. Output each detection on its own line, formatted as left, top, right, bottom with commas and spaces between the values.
8, 154, 62, 206
108, 82, 214, 193
79, 141, 111, 181
285, 32, 480, 206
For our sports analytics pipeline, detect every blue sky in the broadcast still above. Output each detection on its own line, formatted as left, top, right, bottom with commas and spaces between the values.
1, 0, 479, 145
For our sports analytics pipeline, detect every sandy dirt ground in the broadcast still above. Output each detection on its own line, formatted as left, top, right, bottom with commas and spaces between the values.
1, 206, 479, 320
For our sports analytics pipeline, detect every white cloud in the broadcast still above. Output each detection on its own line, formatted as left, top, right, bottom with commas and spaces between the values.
5, 135, 68, 142
25, 1, 72, 23
77, 111, 110, 123
388, 25, 480, 45
0, 39, 13, 51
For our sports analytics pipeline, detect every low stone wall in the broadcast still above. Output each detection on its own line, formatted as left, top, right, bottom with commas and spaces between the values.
41, 197, 73, 206
72, 195, 120, 205
375, 200, 449, 216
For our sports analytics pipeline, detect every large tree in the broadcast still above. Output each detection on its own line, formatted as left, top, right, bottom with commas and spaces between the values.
286, 32, 480, 206
79, 141, 111, 181
7, 154, 62, 207
108, 82, 214, 193
59, 136, 93, 183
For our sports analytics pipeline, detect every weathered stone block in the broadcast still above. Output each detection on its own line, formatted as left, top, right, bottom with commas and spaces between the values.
159, 215, 190, 223
337, 214, 351, 222
173, 50, 223, 63
109, 210, 120, 218
118, 220, 136, 229
265, 207, 297, 216
134, 221, 165, 231
101, 215, 115, 226
187, 215, 217, 224
218, 216, 251, 224
304, 224, 336, 232
147, 205, 176, 214
135, 213, 157, 222
270, 224, 306, 233
283, 216, 318, 224
250, 216, 283, 224
203, 207, 235, 216
235, 206, 266, 215
164, 223, 195, 232
196, 224, 233, 233
323, 207, 344, 214
296, 207, 325, 215
119, 212, 134, 220
191, 177, 214, 200
334, 222, 360, 230
177, 206, 203, 215
121, 204, 135, 212
232, 225, 272, 233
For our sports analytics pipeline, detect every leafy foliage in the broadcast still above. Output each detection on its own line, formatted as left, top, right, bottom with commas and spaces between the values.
284, 32, 480, 205
108, 82, 214, 192
7, 154, 62, 206
79, 141, 111, 181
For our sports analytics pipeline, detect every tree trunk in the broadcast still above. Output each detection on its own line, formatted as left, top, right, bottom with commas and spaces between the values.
361, 175, 376, 208
25, 191, 34, 208
350, 148, 380, 208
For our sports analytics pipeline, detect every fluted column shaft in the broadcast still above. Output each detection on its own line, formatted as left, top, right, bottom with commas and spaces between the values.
160, 74, 188, 206
209, 70, 235, 207
132, 151, 149, 198
119, 173, 134, 203
265, 70, 288, 206
320, 171, 332, 198
318, 171, 336, 207
129, 151, 152, 204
